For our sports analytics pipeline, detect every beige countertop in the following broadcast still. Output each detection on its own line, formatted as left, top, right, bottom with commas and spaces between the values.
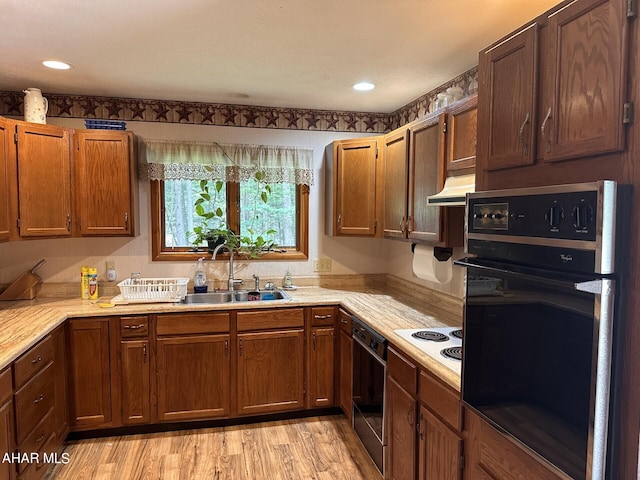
0, 284, 463, 390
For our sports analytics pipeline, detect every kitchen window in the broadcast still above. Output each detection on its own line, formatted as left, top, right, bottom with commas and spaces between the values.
143, 140, 313, 261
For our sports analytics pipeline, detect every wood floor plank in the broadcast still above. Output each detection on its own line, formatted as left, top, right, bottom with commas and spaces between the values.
47, 415, 382, 480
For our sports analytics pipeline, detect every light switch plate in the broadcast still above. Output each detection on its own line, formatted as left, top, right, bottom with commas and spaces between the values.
313, 258, 332, 272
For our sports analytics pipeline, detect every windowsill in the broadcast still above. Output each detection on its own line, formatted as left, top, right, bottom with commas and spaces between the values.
152, 248, 308, 262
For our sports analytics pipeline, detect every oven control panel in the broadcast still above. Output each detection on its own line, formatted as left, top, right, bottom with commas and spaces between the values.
469, 191, 599, 240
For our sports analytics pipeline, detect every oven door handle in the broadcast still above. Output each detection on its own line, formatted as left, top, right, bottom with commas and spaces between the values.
454, 257, 603, 290
352, 334, 387, 367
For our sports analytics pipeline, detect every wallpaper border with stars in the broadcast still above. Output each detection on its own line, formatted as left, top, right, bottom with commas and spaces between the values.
0, 67, 477, 134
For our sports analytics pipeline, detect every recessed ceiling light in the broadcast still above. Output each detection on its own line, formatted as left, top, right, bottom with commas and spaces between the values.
353, 82, 375, 91
42, 60, 72, 70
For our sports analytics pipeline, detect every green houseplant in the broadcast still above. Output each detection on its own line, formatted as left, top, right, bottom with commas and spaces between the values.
189, 172, 278, 258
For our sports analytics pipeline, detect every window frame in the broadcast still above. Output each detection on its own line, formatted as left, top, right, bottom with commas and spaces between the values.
150, 180, 309, 261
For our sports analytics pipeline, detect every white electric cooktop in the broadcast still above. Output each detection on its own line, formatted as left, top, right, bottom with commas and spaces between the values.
393, 326, 462, 375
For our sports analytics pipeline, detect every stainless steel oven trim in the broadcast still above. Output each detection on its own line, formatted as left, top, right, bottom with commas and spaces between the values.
352, 334, 387, 368
467, 233, 597, 250
466, 180, 610, 199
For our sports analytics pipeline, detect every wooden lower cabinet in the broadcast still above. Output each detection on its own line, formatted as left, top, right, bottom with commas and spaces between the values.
0, 397, 15, 480
66, 319, 112, 429
309, 326, 335, 408
120, 340, 150, 424
386, 376, 417, 480
337, 314, 352, 420
237, 329, 304, 415
418, 406, 462, 480
51, 327, 68, 441
156, 334, 230, 422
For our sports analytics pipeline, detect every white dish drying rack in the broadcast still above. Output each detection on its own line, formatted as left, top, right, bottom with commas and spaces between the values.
112, 277, 189, 304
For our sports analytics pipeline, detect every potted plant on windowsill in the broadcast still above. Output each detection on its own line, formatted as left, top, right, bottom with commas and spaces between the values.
189, 172, 279, 258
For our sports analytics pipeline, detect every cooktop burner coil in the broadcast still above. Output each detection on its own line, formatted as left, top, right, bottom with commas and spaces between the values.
411, 331, 449, 342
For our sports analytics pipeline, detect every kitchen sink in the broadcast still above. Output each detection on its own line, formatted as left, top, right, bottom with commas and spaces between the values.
180, 289, 290, 304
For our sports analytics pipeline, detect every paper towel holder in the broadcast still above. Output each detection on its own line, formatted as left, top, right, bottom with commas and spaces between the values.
411, 244, 452, 262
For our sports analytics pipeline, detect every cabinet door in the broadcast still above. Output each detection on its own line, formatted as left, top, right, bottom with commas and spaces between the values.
408, 115, 445, 243
338, 327, 352, 420
334, 138, 379, 236
75, 131, 135, 236
237, 329, 304, 415
156, 334, 230, 422
383, 129, 410, 239
0, 399, 15, 480
386, 376, 417, 480
418, 406, 462, 480
0, 118, 11, 242
478, 23, 538, 171
309, 326, 334, 408
16, 123, 72, 237
446, 96, 477, 173
67, 319, 112, 428
543, 0, 629, 161
120, 340, 150, 425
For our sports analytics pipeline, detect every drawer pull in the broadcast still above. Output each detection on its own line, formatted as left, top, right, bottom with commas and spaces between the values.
340, 319, 348, 324
124, 324, 145, 330
33, 394, 45, 404
36, 431, 45, 443
314, 314, 332, 320
31, 355, 43, 365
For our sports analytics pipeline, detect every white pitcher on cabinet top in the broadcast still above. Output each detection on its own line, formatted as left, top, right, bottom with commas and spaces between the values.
23, 88, 48, 124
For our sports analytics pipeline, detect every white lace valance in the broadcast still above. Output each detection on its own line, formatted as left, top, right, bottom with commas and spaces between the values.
140, 139, 314, 186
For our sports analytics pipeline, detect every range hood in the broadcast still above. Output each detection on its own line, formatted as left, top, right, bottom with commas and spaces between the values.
427, 173, 475, 206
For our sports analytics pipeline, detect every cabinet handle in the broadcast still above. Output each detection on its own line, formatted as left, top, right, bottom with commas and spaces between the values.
540, 107, 552, 153
518, 112, 530, 156
340, 318, 348, 324
124, 212, 129, 230
337, 214, 342, 226
124, 324, 145, 330
400, 217, 406, 234
143, 344, 147, 363
417, 412, 424, 439
31, 355, 43, 365
66, 214, 71, 231
239, 339, 243, 356
34, 394, 44, 404
36, 430, 45, 443
224, 339, 229, 357
406, 404, 414, 427
314, 314, 332, 320
312, 332, 317, 349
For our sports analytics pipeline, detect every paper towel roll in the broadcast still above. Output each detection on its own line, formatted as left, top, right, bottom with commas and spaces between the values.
412, 244, 453, 284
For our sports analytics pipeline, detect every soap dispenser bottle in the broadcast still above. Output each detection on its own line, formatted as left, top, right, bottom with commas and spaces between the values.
194, 257, 208, 293
283, 269, 293, 289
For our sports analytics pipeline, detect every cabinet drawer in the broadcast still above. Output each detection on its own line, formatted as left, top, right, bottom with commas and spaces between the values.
18, 432, 56, 480
18, 408, 55, 473
418, 370, 460, 431
338, 309, 352, 333
156, 312, 230, 336
15, 363, 55, 444
237, 308, 304, 331
120, 316, 149, 338
0, 367, 12, 405
387, 346, 417, 395
14, 335, 54, 389
311, 306, 335, 326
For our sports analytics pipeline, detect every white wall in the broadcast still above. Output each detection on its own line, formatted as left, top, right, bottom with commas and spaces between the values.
0, 118, 464, 298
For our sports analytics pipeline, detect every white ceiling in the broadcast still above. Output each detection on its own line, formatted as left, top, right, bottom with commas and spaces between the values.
0, 0, 558, 113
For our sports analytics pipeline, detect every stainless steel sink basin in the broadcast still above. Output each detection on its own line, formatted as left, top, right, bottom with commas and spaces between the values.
181, 289, 290, 304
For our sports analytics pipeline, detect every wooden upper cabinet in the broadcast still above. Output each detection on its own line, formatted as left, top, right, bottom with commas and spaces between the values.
383, 128, 410, 239
446, 95, 477, 173
75, 130, 136, 236
543, 0, 629, 162
479, 23, 538, 171
0, 117, 12, 242
408, 115, 445, 243
327, 137, 381, 237
16, 122, 73, 237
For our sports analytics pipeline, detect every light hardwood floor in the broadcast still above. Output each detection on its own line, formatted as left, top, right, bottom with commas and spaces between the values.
47, 415, 382, 480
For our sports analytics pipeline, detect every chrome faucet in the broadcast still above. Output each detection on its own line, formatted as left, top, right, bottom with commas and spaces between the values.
252, 274, 260, 291
211, 244, 244, 291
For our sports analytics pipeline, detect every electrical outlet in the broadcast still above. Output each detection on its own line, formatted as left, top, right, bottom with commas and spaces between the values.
106, 260, 116, 271
313, 258, 332, 272
105, 260, 117, 282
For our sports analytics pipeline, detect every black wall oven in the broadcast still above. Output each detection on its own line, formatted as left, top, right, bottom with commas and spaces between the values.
455, 181, 626, 480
